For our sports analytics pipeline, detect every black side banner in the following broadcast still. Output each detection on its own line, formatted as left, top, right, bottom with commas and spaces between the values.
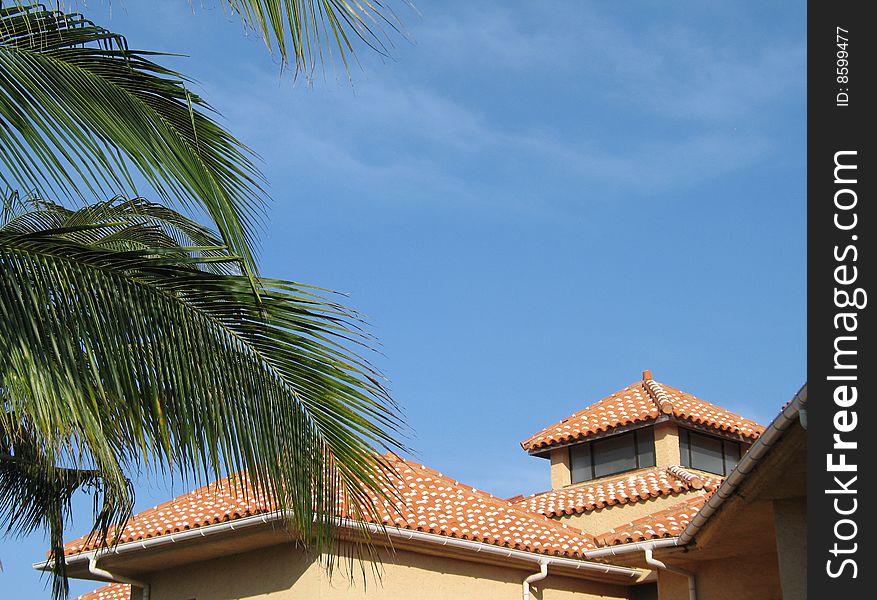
808, 1, 874, 596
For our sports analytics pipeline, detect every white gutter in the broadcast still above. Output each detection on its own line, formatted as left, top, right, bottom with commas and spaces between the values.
585, 540, 696, 600
32, 511, 284, 572
583, 537, 681, 559
88, 555, 150, 600
677, 384, 806, 546
334, 518, 642, 579
643, 546, 696, 600
522, 560, 549, 600
35, 511, 643, 583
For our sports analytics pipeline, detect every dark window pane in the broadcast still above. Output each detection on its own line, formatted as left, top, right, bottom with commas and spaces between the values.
570, 444, 593, 483
688, 431, 725, 474
629, 582, 658, 600
593, 433, 637, 478
636, 428, 656, 468
723, 440, 741, 474
679, 429, 691, 467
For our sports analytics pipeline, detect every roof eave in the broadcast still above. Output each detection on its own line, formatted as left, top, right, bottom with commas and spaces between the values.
37, 513, 644, 583
524, 416, 668, 455
524, 412, 762, 456
676, 384, 807, 546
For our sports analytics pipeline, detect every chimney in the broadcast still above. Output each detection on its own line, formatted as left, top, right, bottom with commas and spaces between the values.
642, 369, 653, 380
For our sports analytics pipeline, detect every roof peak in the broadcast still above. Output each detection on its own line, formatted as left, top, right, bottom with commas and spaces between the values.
520, 373, 766, 452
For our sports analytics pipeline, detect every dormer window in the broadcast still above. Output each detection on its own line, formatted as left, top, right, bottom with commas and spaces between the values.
679, 428, 741, 476
569, 427, 656, 483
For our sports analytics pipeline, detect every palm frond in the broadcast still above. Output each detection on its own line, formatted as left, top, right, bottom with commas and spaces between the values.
0, 421, 133, 600
2, 193, 241, 273
0, 197, 407, 598
219, 0, 409, 74
0, 4, 265, 267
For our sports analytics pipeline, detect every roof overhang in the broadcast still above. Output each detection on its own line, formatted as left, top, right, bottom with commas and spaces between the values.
35, 513, 646, 586
527, 414, 755, 457
677, 384, 807, 547
526, 416, 666, 457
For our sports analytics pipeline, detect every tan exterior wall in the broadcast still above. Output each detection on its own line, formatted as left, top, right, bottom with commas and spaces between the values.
550, 447, 572, 490
653, 421, 680, 468
773, 497, 806, 600
657, 550, 782, 600
145, 542, 629, 600
555, 490, 702, 535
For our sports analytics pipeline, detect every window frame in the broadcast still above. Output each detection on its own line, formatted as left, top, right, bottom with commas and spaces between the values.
569, 427, 656, 483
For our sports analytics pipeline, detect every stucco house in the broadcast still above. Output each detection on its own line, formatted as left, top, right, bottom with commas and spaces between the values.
584, 385, 807, 600
39, 371, 806, 599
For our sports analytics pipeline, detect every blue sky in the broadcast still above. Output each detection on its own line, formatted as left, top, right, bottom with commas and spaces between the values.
1, 0, 805, 596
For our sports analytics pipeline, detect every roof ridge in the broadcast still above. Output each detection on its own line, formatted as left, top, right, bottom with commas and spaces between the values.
643, 378, 674, 414
657, 381, 746, 415
520, 381, 642, 450
665, 465, 704, 490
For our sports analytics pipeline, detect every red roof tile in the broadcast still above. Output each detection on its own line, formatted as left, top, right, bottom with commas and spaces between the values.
521, 375, 765, 451
64, 455, 598, 559
63, 475, 274, 556
595, 494, 709, 546
512, 466, 721, 518
75, 583, 130, 600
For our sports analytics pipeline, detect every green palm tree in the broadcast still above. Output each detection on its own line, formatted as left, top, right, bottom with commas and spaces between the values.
2, 2, 409, 597
1, 195, 405, 598
0, 1, 405, 268
0, 4, 265, 268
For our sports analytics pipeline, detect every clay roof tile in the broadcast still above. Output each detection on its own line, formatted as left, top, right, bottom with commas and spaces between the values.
63, 455, 598, 561
75, 583, 131, 600
521, 374, 764, 452
511, 466, 722, 518
595, 494, 709, 546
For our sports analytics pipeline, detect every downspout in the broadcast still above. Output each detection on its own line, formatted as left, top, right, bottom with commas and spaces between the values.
643, 546, 695, 600
522, 560, 549, 600
88, 554, 150, 600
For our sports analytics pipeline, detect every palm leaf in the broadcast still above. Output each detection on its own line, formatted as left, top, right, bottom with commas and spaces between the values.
0, 416, 133, 600
219, 0, 408, 74
0, 5, 265, 267
0, 195, 407, 598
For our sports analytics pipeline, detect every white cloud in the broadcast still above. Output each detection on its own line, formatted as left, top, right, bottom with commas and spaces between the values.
198, 0, 799, 217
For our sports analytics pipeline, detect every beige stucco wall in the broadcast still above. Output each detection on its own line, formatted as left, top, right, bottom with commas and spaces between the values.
144, 542, 629, 600
555, 490, 702, 535
550, 447, 572, 490
657, 550, 782, 600
773, 497, 806, 600
653, 421, 679, 468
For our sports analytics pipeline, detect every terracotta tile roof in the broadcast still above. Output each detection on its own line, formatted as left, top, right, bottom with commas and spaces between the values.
512, 466, 721, 518
595, 494, 709, 546
74, 583, 130, 600
62, 474, 274, 556
64, 455, 598, 559
521, 373, 765, 452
